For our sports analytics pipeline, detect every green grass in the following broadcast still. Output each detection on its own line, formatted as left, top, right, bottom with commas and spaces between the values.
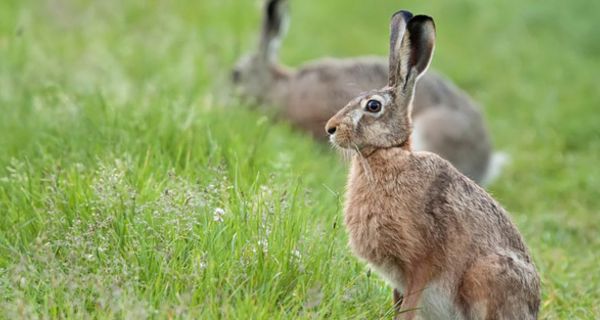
0, 0, 598, 318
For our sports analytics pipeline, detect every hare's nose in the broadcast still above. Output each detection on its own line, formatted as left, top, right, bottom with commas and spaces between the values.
326, 125, 336, 135
325, 117, 339, 135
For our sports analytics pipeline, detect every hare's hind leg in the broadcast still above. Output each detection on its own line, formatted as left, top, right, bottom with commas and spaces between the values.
458, 254, 540, 320
456, 258, 497, 320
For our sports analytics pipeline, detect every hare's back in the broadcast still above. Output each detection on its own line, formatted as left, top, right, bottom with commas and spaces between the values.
409, 152, 528, 254
411, 72, 493, 184
414, 71, 480, 116
285, 57, 388, 138
411, 107, 491, 183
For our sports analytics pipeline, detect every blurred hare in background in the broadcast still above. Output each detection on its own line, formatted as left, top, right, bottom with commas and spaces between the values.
232, 0, 506, 185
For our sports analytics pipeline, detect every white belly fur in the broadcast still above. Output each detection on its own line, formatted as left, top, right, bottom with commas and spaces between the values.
419, 281, 464, 320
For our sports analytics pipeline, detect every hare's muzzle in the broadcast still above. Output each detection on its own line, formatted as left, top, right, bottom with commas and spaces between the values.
325, 116, 340, 136
326, 116, 354, 148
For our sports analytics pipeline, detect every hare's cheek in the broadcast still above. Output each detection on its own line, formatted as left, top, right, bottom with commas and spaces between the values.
333, 126, 353, 148
334, 133, 350, 148
350, 109, 364, 127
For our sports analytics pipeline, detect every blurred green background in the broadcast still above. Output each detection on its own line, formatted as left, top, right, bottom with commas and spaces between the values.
0, 0, 598, 318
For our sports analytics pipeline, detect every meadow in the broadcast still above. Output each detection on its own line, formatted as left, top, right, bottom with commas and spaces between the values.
0, 0, 599, 318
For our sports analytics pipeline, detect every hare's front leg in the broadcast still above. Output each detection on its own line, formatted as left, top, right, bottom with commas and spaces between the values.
393, 266, 430, 320
394, 288, 423, 320
393, 288, 404, 314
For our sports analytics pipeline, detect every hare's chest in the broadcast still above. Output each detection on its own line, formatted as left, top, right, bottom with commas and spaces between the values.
343, 190, 403, 264
344, 201, 381, 262
343, 174, 420, 265
344, 198, 409, 289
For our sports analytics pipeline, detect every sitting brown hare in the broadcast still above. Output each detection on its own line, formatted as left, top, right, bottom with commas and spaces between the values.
325, 11, 540, 320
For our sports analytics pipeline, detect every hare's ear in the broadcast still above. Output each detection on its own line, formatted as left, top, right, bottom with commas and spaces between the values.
388, 10, 413, 86
259, 0, 289, 63
388, 14, 436, 89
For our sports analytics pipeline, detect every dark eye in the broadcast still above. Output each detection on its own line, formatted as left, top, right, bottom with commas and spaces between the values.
231, 69, 241, 83
365, 99, 382, 113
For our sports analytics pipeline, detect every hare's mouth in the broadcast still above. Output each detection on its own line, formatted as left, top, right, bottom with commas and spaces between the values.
328, 133, 340, 146
329, 132, 352, 149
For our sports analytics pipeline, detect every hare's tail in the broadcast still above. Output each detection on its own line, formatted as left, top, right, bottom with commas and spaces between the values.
481, 151, 510, 186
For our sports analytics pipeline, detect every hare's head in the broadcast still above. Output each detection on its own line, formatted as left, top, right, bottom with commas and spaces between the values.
325, 11, 435, 153
232, 0, 289, 103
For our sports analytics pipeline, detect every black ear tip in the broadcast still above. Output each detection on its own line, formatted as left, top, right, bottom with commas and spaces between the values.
265, 0, 288, 31
266, 0, 285, 17
391, 10, 414, 23
408, 15, 436, 31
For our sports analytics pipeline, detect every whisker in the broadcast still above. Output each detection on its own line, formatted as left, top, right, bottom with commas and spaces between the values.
329, 140, 352, 163
342, 148, 352, 163
353, 143, 374, 184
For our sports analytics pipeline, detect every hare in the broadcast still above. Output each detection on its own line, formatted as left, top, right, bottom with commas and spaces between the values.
325, 11, 540, 320
232, 0, 504, 185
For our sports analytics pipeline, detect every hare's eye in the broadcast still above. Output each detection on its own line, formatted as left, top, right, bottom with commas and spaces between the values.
365, 99, 382, 113
231, 69, 241, 83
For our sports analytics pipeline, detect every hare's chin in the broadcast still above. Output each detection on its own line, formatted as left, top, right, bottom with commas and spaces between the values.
328, 134, 337, 145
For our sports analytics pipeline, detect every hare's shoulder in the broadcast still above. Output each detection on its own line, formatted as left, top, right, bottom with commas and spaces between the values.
406, 151, 495, 210
404, 151, 459, 180
409, 151, 524, 246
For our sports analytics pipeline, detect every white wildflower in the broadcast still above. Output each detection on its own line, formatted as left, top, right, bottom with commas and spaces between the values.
213, 207, 225, 222
257, 239, 269, 254
292, 249, 302, 260
259, 185, 272, 197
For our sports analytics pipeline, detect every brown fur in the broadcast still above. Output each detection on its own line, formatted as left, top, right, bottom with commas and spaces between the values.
325, 11, 540, 320
232, 0, 494, 184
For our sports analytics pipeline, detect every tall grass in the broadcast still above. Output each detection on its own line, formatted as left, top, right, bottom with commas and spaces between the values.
0, 0, 598, 318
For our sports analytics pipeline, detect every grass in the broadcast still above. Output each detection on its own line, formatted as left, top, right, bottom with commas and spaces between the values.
0, 0, 598, 318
